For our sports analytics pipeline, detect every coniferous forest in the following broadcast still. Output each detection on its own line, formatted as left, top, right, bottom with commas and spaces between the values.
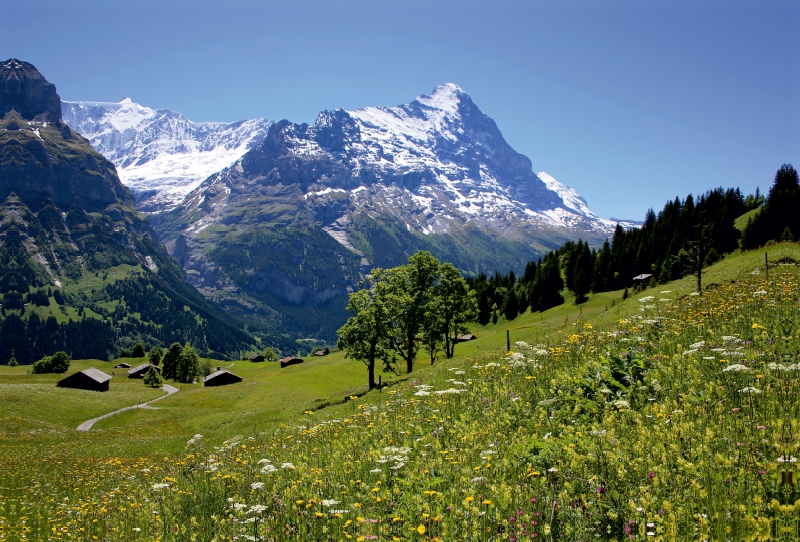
468, 183, 763, 324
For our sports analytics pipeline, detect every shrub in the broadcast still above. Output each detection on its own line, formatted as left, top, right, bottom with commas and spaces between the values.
31, 351, 70, 374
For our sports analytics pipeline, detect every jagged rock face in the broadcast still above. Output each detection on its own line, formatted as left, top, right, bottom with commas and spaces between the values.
0, 109, 131, 212
0, 60, 132, 212
0, 59, 62, 122
62, 99, 272, 212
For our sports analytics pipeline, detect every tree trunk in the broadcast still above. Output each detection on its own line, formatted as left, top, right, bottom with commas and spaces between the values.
368, 340, 376, 389
368, 359, 375, 389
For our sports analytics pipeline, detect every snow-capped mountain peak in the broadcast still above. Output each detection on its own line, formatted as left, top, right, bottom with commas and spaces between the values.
415, 82, 465, 113
62, 99, 272, 212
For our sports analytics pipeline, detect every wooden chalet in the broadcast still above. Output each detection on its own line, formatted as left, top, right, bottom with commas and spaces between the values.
249, 354, 266, 363
313, 350, 327, 356
127, 363, 159, 379
456, 334, 477, 342
280, 356, 303, 368
57, 368, 112, 392
114, 362, 131, 369
203, 370, 243, 387
632, 273, 653, 291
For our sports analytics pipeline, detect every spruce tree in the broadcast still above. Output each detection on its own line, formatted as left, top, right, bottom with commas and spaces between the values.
742, 165, 800, 249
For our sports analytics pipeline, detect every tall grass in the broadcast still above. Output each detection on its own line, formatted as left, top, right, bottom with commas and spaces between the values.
3, 252, 799, 540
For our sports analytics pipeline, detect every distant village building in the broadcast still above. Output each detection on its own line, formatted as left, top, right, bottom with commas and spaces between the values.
204, 370, 243, 387
456, 334, 477, 342
632, 273, 653, 291
249, 354, 266, 363
57, 368, 112, 392
128, 363, 160, 379
114, 362, 131, 369
280, 356, 303, 368
313, 350, 327, 356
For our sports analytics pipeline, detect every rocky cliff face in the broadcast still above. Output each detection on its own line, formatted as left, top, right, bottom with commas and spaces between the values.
0, 59, 61, 122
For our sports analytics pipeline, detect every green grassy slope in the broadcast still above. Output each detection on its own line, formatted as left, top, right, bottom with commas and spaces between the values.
3, 243, 795, 540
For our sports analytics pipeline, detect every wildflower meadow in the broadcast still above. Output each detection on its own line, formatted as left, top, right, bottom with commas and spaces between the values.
2, 250, 799, 541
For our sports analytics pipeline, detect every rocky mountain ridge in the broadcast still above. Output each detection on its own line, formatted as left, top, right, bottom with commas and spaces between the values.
146, 84, 637, 340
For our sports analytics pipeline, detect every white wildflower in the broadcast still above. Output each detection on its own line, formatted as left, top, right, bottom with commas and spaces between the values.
321, 499, 341, 507
281, 462, 295, 469
739, 387, 762, 394
251, 482, 265, 490
152, 483, 169, 490
722, 364, 749, 372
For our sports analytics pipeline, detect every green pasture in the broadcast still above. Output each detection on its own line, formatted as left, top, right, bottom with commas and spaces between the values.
2, 243, 796, 540
0, 243, 789, 460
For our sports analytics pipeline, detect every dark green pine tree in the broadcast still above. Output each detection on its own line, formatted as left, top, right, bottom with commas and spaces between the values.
503, 288, 519, 321
742, 164, 800, 249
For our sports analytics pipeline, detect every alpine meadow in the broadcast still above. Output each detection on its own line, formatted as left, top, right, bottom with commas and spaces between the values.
0, 34, 798, 542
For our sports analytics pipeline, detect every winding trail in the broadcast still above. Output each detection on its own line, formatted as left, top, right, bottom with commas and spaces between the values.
76, 384, 179, 432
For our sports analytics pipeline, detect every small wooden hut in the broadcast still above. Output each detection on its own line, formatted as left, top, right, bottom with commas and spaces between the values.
456, 334, 477, 342
114, 362, 131, 369
57, 368, 112, 392
632, 273, 653, 291
280, 356, 304, 369
249, 354, 266, 363
204, 370, 243, 387
128, 363, 159, 379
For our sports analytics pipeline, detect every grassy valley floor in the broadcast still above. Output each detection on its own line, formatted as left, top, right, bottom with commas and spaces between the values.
1, 244, 799, 540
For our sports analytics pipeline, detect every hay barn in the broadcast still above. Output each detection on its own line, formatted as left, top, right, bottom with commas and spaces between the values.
204, 370, 243, 387
128, 363, 159, 379
280, 356, 304, 368
57, 368, 112, 392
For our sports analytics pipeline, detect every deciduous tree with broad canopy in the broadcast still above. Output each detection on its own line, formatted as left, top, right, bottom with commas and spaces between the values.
337, 252, 477, 385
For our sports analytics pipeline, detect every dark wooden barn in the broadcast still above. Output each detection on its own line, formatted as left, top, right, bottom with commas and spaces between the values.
456, 334, 478, 342
203, 370, 243, 387
128, 363, 159, 379
280, 356, 304, 368
57, 368, 112, 392
249, 354, 265, 363
114, 362, 131, 369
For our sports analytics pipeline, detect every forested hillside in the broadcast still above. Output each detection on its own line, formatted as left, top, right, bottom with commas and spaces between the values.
469, 185, 759, 324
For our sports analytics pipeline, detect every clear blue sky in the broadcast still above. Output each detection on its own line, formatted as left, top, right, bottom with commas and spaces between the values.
3, 0, 798, 221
